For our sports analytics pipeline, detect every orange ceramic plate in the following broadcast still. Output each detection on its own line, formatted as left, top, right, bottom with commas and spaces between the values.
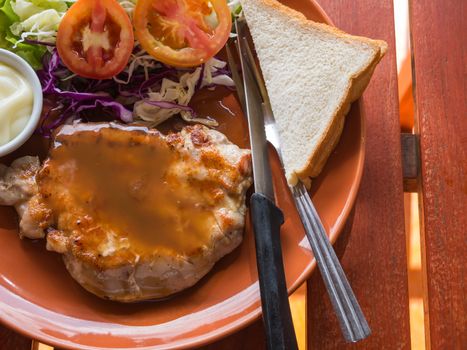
0, 1, 364, 349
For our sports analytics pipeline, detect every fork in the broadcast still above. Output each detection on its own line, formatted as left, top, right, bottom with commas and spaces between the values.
227, 17, 371, 343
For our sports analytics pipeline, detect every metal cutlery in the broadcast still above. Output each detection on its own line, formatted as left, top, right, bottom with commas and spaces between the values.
235, 20, 298, 350
228, 15, 371, 343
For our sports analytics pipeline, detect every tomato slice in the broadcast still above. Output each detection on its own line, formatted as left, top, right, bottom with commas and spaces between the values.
56, 0, 134, 79
134, 0, 232, 67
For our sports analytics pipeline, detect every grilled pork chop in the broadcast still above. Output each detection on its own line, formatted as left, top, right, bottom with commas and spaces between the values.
0, 123, 252, 302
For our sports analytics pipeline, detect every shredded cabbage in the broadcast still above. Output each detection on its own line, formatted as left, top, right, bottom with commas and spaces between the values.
134, 68, 204, 126
37, 49, 235, 134
11, 0, 68, 19
2, 0, 238, 131
0, 0, 72, 66
113, 1, 163, 85
0, 0, 43, 66
133, 57, 234, 127
10, 9, 61, 42
113, 1, 235, 128
10, 0, 70, 46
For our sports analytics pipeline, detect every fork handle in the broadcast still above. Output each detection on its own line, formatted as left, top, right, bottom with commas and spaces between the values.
250, 193, 298, 350
293, 183, 371, 342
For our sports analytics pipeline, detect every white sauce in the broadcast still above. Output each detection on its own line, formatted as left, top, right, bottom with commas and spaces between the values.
0, 62, 33, 145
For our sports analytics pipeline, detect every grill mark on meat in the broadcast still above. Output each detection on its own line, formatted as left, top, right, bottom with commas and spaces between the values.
0, 122, 252, 301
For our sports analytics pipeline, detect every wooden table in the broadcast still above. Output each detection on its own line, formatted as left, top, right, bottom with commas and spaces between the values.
1, 0, 465, 349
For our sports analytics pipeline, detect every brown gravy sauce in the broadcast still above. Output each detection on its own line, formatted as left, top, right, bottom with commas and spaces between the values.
46, 123, 215, 254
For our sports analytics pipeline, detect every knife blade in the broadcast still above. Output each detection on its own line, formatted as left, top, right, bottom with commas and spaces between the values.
239, 55, 274, 200
236, 17, 298, 350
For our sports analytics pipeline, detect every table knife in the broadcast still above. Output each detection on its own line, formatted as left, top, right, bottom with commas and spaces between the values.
237, 27, 298, 350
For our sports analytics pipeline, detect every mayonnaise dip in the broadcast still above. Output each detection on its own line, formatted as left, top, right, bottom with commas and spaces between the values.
0, 62, 33, 146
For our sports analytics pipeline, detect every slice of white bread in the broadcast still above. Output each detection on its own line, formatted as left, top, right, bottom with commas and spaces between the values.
241, 0, 387, 185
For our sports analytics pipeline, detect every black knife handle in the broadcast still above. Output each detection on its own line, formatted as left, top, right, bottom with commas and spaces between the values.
250, 193, 298, 350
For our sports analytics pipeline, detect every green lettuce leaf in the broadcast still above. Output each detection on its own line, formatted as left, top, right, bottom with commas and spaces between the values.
0, 0, 46, 68
11, 0, 67, 21
0, 0, 70, 68
0, 0, 19, 49
0, 0, 19, 23
5, 29, 45, 67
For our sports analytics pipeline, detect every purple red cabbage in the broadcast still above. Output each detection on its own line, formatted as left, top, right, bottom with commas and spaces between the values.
195, 63, 205, 91
36, 49, 233, 136
75, 100, 133, 123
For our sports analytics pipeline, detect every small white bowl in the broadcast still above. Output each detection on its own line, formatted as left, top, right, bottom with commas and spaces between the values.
0, 49, 43, 157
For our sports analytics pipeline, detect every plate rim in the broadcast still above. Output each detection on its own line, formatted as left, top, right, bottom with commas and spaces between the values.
0, 0, 366, 348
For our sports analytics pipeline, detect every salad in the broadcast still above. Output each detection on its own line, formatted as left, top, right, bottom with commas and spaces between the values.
0, 0, 242, 135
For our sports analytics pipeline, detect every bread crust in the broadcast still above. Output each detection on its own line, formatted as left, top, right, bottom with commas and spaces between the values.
243, 0, 387, 185
296, 48, 386, 185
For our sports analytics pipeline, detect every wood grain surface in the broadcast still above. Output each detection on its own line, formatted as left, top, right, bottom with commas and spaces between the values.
197, 321, 266, 349
5, 1, 466, 350
306, 1, 411, 349
0, 327, 30, 350
410, 1, 467, 349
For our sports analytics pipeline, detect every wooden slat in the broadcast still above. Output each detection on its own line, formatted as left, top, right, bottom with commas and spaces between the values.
307, 1, 411, 348
0, 2, 412, 350
409, 1, 467, 349
197, 321, 266, 349
0, 326, 31, 350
